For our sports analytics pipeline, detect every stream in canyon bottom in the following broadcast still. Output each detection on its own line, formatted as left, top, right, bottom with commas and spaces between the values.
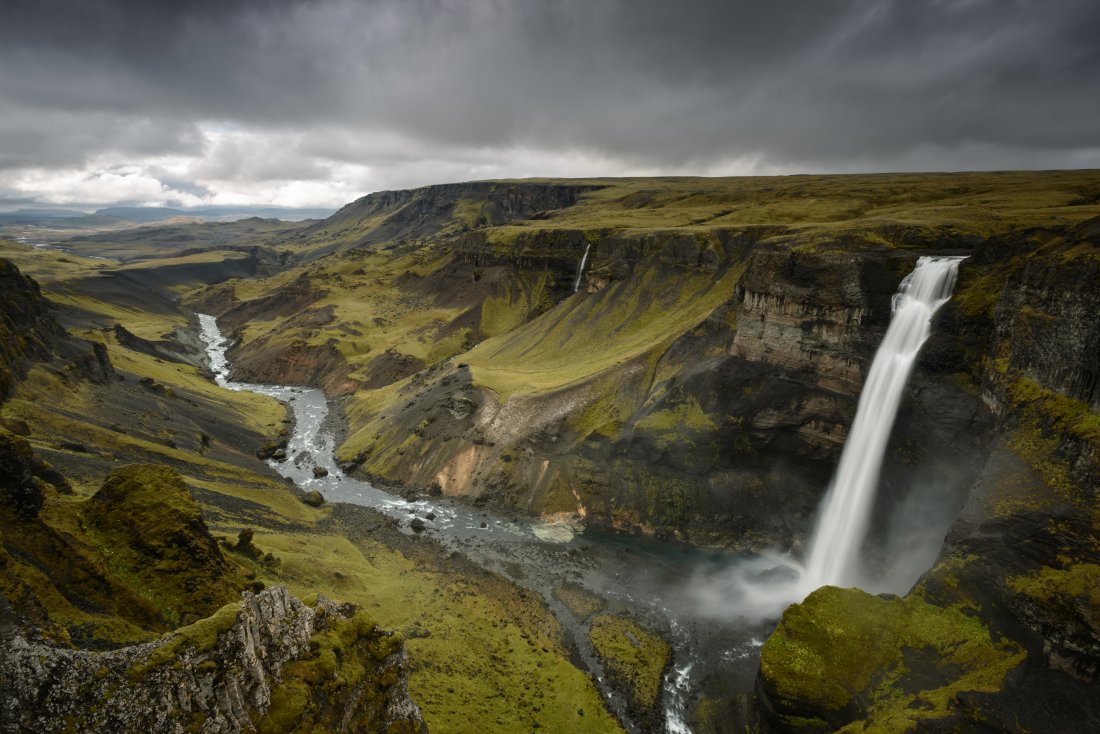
198, 313, 774, 733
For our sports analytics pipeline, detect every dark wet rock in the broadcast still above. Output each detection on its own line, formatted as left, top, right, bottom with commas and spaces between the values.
255, 438, 287, 460
409, 517, 427, 533
312, 465, 329, 478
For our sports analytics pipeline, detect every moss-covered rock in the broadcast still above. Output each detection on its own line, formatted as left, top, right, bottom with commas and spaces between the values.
589, 614, 672, 727
301, 489, 325, 507
83, 464, 246, 626
1008, 563, 1100, 665
0, 257, 112, 401
757, 586, 1025, 733
256, 605, 423, 733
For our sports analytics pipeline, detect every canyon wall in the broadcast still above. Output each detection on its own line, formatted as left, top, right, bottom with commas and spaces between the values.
748, 219, 1100, 733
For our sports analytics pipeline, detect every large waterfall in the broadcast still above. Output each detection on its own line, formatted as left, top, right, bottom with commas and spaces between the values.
696, 255, 967, 621
804, 255, 966, 588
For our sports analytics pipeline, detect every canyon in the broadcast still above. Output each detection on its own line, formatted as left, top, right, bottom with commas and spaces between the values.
1, 172, 1098, 732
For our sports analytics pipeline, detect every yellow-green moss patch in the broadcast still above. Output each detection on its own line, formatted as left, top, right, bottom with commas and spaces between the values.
589, 614, 672, 715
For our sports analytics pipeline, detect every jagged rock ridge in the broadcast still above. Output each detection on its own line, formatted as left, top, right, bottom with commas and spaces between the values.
0, 585, 427, 734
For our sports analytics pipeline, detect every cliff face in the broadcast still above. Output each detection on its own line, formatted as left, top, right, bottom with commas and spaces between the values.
0, 258, 111, 399
730, 247, 901, 392
751, 221, 1100, 733
0, 586, 426, 734
317, 232, 986, 551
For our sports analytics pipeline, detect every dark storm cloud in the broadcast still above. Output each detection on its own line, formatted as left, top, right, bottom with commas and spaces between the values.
1, 0, 1098, 205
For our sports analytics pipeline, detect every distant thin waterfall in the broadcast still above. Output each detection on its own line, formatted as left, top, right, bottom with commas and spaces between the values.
573, 242, 591, 292
803, 256, 966, 587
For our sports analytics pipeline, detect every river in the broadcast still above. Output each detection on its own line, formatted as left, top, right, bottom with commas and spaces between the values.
198, 313, 776, 733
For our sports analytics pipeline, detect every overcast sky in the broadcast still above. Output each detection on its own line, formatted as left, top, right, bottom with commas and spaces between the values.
1, 0, 1098, 211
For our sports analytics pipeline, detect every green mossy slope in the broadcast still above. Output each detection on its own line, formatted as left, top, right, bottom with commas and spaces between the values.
83, 464, 248, 627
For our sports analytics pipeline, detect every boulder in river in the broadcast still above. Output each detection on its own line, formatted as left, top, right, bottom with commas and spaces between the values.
302, 490, 325, 507
312, 466, 329, 478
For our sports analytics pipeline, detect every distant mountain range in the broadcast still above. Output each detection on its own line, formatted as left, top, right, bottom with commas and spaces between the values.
0, 205, 336, 227
93, 206, 336, 222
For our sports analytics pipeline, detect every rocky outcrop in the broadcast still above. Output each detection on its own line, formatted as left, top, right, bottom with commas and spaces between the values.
0, 586, 427, 734
0, 429, 49, 519
112, 323, 198, 366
